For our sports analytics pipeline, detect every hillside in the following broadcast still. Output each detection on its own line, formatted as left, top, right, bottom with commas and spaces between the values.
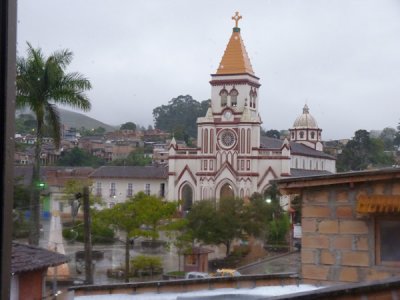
58, 108, 117, 132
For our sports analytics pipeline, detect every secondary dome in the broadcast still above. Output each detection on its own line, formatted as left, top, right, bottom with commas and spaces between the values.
293, 104, 318, 128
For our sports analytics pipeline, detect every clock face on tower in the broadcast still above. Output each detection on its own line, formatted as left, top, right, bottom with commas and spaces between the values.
223, 110, 232, 119
219, 129, 237, 149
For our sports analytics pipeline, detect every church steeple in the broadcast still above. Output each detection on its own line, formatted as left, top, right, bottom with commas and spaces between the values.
215, 12, 255, 76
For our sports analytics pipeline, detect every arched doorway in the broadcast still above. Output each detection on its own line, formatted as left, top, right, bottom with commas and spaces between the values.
220, 183, 234, 199
181, 184, 193, 213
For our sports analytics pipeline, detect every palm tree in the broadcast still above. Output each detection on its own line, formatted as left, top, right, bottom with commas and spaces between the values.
16, 42, 92, 245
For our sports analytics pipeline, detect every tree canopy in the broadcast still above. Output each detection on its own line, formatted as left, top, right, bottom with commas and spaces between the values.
337, 129, 395, 171
186, 196, 279, 256
95, 192, 178, 282
153, 95, 209, 141
263, 129, 281, 139
110, 148, 152, 166
58, 147, 105, 167
120, 122, 137, 131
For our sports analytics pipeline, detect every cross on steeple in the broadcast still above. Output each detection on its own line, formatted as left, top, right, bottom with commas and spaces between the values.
232, 11, 242, 28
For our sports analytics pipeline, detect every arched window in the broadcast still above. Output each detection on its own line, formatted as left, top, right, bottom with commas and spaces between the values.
241, 129, 245, 153
291, 132, 295, 139
253, 89, 257, 108
220, 183, 234, 199
240, 189, 244, 198
204, 129, 208, 153
210, 129, 214, 153
247, 128, 251, 153
311, 132, 315, 139
203, 188, 208, 200
182, 184, 193, 212
220, 88, 228, 107
300, 131, 305, 139
249, 88, 257, 108
229, 88, 238, 107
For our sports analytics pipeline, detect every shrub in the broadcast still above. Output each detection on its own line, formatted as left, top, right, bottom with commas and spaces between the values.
62, 220, 115, 244
130, 255, 163, 277
267, 213, 290, 245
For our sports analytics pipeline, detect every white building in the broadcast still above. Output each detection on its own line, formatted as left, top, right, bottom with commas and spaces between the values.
89, 165, 168, 208
167, 13, 336, 210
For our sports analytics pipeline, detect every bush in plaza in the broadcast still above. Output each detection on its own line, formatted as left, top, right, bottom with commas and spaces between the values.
62, 220, 115, 244
130, 255, 163, 277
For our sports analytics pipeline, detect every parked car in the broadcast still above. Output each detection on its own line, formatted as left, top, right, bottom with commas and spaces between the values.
214, 269, 241, 277
185, 272, 210, 279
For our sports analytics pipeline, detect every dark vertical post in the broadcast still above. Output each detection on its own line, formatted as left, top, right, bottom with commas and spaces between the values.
0, 0, 16, 298
83, 186, 93, 284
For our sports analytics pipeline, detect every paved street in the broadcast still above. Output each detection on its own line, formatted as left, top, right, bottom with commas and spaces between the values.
239, 252, 301, 275
39, 218, 228, 284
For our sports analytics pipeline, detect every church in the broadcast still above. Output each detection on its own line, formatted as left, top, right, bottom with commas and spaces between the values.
167, 13, 335, 209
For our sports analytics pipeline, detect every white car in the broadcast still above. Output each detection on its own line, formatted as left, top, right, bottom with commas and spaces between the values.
185, 272, 210, 279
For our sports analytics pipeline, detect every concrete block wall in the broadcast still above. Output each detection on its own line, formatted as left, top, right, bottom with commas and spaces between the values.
301, 181, 400, 284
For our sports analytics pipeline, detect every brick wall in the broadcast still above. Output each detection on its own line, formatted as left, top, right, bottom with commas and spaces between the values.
301, 180, 400, 284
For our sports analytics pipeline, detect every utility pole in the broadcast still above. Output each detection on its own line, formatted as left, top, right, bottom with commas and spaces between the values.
83, 186, 93, 284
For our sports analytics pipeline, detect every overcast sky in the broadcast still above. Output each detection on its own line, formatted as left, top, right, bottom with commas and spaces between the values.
17, 0, 400, 140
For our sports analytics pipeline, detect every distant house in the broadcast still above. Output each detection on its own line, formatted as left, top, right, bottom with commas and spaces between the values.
89, 165, 168, 208
11, 242, 68, 300
276, 168, 400, 285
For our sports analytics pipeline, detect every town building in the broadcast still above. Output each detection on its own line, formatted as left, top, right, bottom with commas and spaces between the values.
89, 165, 168, 208
167, 13, 336, 209
11, 242, 68, 300
276, 168, 400, 285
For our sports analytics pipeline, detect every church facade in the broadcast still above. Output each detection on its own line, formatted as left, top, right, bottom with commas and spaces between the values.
167, 13, 335, 209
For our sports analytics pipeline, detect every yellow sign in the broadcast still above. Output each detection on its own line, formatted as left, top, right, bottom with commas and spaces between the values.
357, 195, 400, 214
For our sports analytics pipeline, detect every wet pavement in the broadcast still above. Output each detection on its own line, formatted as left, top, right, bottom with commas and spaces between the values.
38, 216, 300, 284
39, 218, 228, 284
239, 252, 301, 275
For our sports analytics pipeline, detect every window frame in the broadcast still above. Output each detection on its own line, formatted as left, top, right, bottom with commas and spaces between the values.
375, 217, 400, 267
145, 183, 151, 195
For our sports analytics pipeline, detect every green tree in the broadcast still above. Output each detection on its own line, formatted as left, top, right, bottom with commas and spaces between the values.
62, 178, 102, 224
379, 127, 396, 151
13, 177, 31, 238
13, 176, 30, 210
153, 95, 209, 139
110, 148, 151, 166
392, 122, 400, 150
58, 147, 105, 167
78, 126, 106, 136
187, 198, 246, 256
130, 255, 162, 277
132, 192, 178, 241
15, 113, 36, 134
95, 192, 177, 282
337, 130, 394, 171
265, 129, 281, 139
95, 199, 140, 282
120, 122, 136, 131
17, 43, 91, 245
